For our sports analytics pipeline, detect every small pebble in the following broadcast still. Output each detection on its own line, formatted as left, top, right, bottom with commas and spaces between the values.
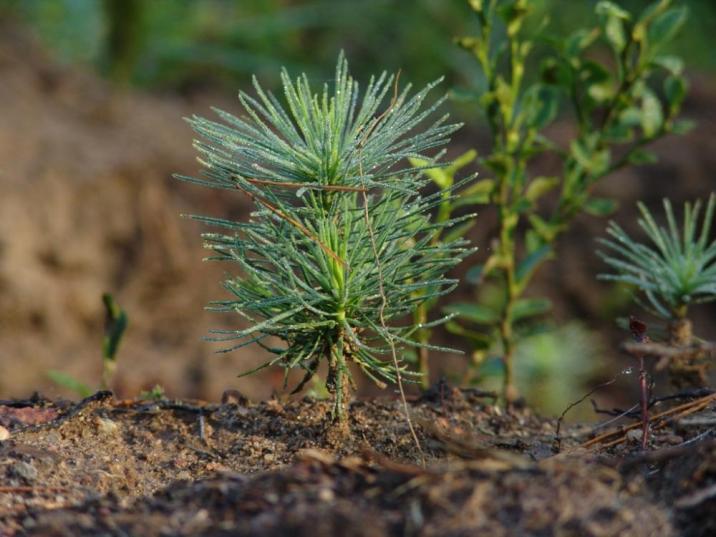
662, 434, 684, 445
95, 417, 119, 435
176, 471, 192, 481
221, 389, 248, 406
0, 425, 10, 441
13, 461, 38, 482
318, 488, 335, 502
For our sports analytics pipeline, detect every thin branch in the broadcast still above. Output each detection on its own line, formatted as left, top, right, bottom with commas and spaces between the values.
553, 378, 616, 452
234, 183, 346, 266
357, 71, 424, 465
580, 392, 716, 450
622, 341, 716, 359
245, 177, 367, 193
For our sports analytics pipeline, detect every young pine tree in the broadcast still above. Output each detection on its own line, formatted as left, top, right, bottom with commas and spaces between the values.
177, 55, 475, 431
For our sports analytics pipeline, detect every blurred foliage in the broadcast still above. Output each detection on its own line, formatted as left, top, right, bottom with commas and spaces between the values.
46, 369, 93, 398
4, 0, 472, 93
139, 384, 166, 401
4, 0, 714, 102
472, 322, 604, 417
444, 0, 691, 404
408, 149, 481, 388
101, 293, 127, 389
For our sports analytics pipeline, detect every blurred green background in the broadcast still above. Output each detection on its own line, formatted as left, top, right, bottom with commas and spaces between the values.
6, 0, 716, 96
0, 0, 714, 417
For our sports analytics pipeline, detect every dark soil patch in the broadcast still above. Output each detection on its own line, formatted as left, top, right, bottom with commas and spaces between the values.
0, 388, 714, 536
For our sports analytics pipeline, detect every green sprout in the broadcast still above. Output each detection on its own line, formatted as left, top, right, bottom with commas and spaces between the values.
139, 384, 166, 401
101, 293, 128, 390
178, 54, 475, 425
47, 292, 127, 397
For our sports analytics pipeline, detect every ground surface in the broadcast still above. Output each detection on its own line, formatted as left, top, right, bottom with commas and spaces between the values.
0, 386, 714, 536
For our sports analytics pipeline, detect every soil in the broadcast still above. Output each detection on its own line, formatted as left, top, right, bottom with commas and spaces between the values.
0, 386, 714, 536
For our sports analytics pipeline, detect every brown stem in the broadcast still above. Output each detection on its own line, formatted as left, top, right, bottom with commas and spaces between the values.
666, 317, 706, 389
581, 392, 716, 450
326, 342, 350, 423
668, 317, 692, 346
325, 342, 351, 447
638, 353, 649, 450
629, 316, 650, 450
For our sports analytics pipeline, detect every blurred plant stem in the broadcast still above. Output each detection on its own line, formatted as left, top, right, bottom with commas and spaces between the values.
101, 293, 127, 390
410, 150, 479, 389
103, 0, 144, 85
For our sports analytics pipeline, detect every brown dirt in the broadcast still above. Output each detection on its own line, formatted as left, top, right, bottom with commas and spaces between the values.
0, 387, 714, 536
0, 19, 281, 402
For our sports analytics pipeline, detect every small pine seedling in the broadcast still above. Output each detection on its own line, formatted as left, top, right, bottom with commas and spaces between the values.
598, 194, 716, 324
178, 54, 475, 425
598, 194, 716, 386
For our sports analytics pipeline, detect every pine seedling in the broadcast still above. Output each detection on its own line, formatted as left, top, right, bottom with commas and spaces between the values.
599, 194, 716, 385
599, 195, 716, 322
178, 54, 475, 426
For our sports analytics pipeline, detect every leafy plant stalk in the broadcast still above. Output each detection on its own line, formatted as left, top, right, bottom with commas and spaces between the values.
409, 150, 480, 388
449, 0, 690, 401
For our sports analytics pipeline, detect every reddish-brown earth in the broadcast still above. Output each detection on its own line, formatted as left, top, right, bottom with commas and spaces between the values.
0, 387, 714, 536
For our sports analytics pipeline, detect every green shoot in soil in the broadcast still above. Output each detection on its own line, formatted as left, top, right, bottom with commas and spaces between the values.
48, 293, 127, 397
139, 384, 166, 401
101, 293, 128, 390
